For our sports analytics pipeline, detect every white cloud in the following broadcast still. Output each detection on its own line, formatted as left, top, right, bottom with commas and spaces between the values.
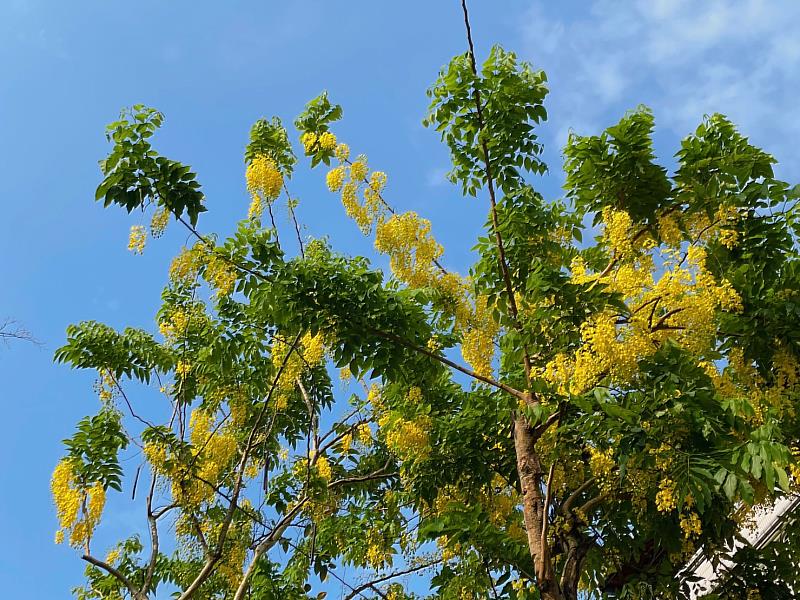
518, 0, 800, 179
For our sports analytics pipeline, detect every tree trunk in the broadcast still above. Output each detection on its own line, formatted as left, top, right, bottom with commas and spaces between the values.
512, 415, 565, 600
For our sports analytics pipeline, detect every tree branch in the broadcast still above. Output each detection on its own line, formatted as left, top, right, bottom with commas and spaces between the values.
560, 477, 596, 516
460, 0, 533, 386
82, 554, 145, 600
366, 325, 526, 401
175, 333, 302, 600
341, 560, 440, 600
232, 498, 308, 600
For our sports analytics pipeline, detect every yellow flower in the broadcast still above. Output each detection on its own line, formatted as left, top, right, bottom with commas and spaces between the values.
383, 414, 431, 461
176, 360, 192, 378
374, 212, 443, 288
128, 225, 146, 254
301, 132, 318, 153
169, 245, 204, 283
326, 166, 346, 192
246, 155, 283, 213
349, 159, 369, 182
657, 213, 682, 246
150, 207, 170, 238
204, 253, 237, 297
405, 386, 423, 403
602, 208, 634, 257
341, 181, 371, 232
51, 459, 106, 548
655, 479, 677, 513
316, 455, 332, 482
367, 384, 382, 407
52, 459, 82, 544
459, 294, 498, 379
369, 171, 387, 192
335, 143, 350, 162
680, 511, 702, 538
318, 131, 337, 151
301, 332, 325, 365
356, 423, 372, 444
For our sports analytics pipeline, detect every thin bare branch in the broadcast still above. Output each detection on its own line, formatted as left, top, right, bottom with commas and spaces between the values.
82, 554, 145, 600
341, 560, 441, 600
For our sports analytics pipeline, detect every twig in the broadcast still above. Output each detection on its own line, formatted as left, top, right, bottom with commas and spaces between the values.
82, 554, 145, 600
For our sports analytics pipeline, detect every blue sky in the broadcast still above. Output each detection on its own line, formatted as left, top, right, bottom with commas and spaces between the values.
1, 0, 799, 597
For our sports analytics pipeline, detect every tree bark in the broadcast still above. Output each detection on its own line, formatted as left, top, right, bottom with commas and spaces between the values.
513, 415, 565, 600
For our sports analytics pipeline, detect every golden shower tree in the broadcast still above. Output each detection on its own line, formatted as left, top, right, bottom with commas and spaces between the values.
53, 5, 800, 599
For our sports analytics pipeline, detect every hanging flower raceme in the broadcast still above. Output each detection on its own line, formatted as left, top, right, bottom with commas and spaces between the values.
128, 225, 147, 254
203, 252, 237, 297
375, 211, 443, 288
51, 459, 106, 548
270, 331, 326, 410
458, 294, 499, 380
246, 155, 284, 219
150, 206, 170, 238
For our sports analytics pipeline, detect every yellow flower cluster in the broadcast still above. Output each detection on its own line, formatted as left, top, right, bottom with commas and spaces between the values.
482, 475, 521, 528
335, 143, 350, 161
160, 409, 238, 507
406, 386, 423, 404
302, 130, 337, 154
356, 422, 372, 445
326, 166, 346, 192
51, 459, 106, 548
458, 294, 499, 379
169, 244, 205, 284
319, 131, 337, 151
316, 455, 333, 482
551, 222, 745, 394
150, 206, 170, 238
588, 447, 616, 492
143, 441, 168, 474
367, 384, 382, 409
204, 253, 237, 297
657, 212, 682, 246
190, 409, 238, 483
176, 360, 192, 379
602, 208, 635, 257
128, 225, 146, 254
340, 181, 370, 231
680, 511, 702, 538
716, 205, 741, 249
246, 155, 283, 219
385, 584, 406, 600
589, 448, 617, 477
52, 459, 81, 545
350, 159, 368, 182
301, 331, 325, 365
339, 432, 353, 454
271, 332, 326, 410
327, 151, 390, 234
375, 212, 443, 288
365, 531, 391, 569
382, 413, 431, 462
301, 132, 317, 153
655, 478, 677, 513
159, 308, 190, 342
